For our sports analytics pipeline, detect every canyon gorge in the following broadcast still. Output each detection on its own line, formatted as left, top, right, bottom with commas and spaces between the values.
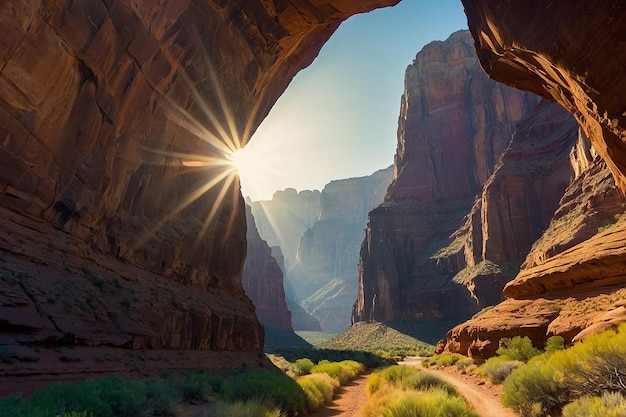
2, 0, 626, 395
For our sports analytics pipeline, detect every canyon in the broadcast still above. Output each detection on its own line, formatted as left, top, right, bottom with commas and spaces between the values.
251, 166, 392, 333
0, 0, 399, 394
2, 0, 626, 396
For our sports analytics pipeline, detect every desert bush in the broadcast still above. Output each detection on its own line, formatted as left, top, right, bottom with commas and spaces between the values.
213, 399, 283, 417
182, 370, 222, 401
380, 388, 479, 417
501, 356, 571, 416
496, 336, 542, 362
297, 373, 339, 411
295, 358, 315, 375
310, 360, 364, 384
456, 357, 474, 372
421, 352, 465, 368
221, 371, 307, 416
478, 356, 524, 384
367, 365, 457, 397
562, 391, 626, 417
544, 335, 565, 354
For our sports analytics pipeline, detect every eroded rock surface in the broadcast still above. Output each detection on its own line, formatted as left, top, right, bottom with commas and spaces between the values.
439, 0, 626, 357
0, 0, 398, 394
242, 206, 292, 330
352, 31, 543, 327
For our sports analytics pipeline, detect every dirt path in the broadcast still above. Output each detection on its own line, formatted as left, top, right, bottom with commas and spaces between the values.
422, 367, 519, 417
309, 372, 370, 417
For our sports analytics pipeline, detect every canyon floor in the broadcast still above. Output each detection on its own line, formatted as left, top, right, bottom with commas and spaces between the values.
310, 358, 518, 417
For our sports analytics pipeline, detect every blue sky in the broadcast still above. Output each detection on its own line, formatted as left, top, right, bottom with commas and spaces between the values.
237, 0, 468, 200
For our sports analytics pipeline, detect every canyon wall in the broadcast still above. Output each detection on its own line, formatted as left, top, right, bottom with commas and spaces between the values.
438, 0, 626, 358
0, 0, 398, 394
242, 206, 292, 330
249, 168, 392, 333
352, 30, 550, 328
292, 166, 393, 333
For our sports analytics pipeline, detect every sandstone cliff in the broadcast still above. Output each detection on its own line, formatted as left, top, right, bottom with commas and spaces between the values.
293, 166, 393, 332
0, 0, 398, 394
352, 31, 544, 327
242, 206, 292, 330
439, 1, 626, 358
249, 189, 322, 269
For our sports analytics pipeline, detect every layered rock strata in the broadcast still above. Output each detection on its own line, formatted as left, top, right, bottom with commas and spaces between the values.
242, 206, 292, 330
438, 0, 626, 358
293, 166, 393, 332
462, 0, 626, 192
0, 0, 398, 393
352, 31, 543, 326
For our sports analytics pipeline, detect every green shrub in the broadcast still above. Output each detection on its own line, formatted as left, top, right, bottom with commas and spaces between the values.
501, 356, 570, 416
455, 357, 474, 371
544, 335, 565, 354
562, 391, 626, 417
422, 353, 465, 368
182, 371, 222, 401
295, 358, 315, 375
381, 388, 479, 417
496, 336, 542, 362
221, 371, 307, 416
479, 356, 524, 384
310, 360, 364, 384
367, 366, 457, 397
298, 373, 338, 407
213, 399, 283, 417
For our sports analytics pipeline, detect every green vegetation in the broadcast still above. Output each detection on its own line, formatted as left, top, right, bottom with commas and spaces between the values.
422, 352, 465, 368
0, 353, 372, 417
562, 391, 626, 417
495, 336, 542, 362
363, 365, 477, 417
501, 324, 626, 417
320, 322, 435, 358
478, 356, 523, 384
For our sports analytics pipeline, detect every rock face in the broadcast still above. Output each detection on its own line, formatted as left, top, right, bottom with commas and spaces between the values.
437, 0, 626, 359
249, 189, 322, 269
242, 206, 292, 330
293, 166, 393, 332
0, 0, 398, 394
352, 31, 546, 327
250, 168, 392, 333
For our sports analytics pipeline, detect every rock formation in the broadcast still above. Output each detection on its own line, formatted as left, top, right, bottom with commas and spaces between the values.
242, 205, 292, 330
249, 168, 392, 333
0, 0, 399, 394
249, 189, 322, 269
437, 0, 626, 359
293, 166, 393, 332
352, 30, 547, 328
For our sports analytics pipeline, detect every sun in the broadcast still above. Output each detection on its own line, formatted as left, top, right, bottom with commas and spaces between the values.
228, 148, 255, 183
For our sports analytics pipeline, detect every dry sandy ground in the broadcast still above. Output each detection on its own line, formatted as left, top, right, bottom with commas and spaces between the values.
309, 360, 519, 417
309, 372, 371, 417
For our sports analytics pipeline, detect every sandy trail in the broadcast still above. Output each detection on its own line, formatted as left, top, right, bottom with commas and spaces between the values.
309, 372, 370, 417
421, 366, 519, 417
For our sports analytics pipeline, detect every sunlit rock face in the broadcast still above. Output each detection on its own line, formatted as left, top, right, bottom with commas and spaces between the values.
292, 166, 392, 333
352, 31, 544, 327
439, 0, 626, 358
242, 206, 292, 330
0, 0, 398, 394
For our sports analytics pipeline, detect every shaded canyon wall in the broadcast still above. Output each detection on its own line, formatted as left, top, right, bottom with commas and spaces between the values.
0, 0, 399, 394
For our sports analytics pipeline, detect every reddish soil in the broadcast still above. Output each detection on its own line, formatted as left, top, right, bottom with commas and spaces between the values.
420, 365, 519, 417
309, 372, 371, 417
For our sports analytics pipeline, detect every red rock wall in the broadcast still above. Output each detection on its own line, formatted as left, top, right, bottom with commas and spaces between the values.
0, 0, 398, 394
461, 0, 626, 193
352, 31, 541, 325
439, 1, 626, 357
242, 205, 293, 330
